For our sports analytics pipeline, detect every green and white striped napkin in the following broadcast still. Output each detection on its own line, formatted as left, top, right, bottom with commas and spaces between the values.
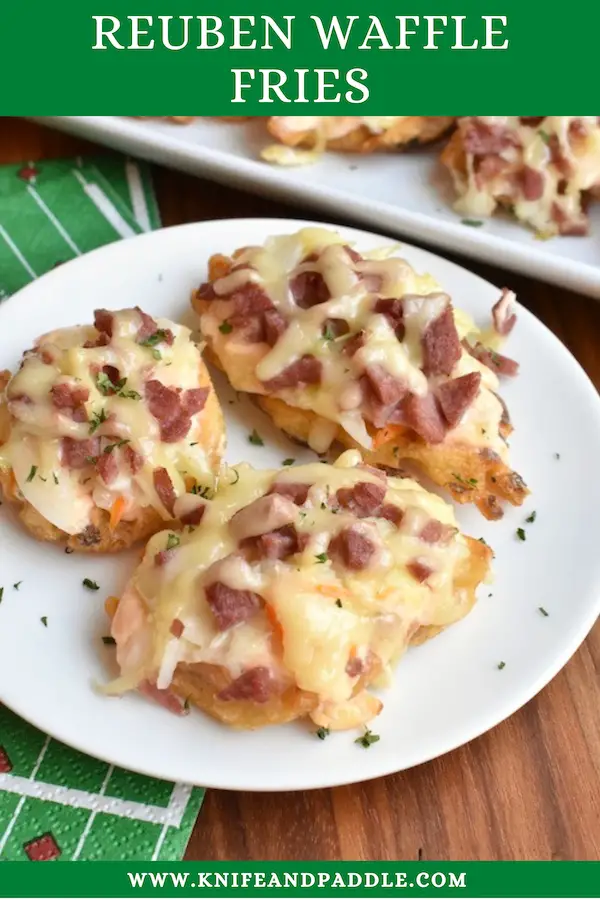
0, 155, 204, 861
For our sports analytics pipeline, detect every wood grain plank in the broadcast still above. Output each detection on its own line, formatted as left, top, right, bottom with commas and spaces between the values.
2, 117, 598, 862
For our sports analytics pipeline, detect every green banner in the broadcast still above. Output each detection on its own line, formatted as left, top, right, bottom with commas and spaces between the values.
0, 0, 599, 112
0, 862, 598, 897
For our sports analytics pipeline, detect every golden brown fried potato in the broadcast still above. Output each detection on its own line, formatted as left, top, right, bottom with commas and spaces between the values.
158, 533, 491, 729
441, 119, 600, 237
193, 243, 528, 521
172, 662, 318, 729
191, 324, 527, 524
440, 129, 467, 176
0, 370, 11, 443
110, 443, 492, 731
0, 471, 165, 552
0, 361, 224, 552
255, 394, 526, 520
170, 647, 384, 730
411, 536, 491, 645
267, 116, 456, 153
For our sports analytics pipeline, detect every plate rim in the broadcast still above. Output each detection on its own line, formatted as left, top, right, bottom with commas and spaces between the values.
0, 215, 599, 792
28, 115, 600, 300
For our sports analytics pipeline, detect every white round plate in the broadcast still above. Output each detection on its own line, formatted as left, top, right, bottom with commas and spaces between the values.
0, 219, 598, 792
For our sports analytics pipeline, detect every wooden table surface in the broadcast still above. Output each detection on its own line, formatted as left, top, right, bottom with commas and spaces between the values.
2, 117, 599, 862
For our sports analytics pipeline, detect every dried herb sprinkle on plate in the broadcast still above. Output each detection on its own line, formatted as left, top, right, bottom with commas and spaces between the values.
83, 578, 100, 591
355, 729, 380, 748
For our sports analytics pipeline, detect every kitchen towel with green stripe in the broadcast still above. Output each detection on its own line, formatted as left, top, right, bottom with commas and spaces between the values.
0, 155, 204, 861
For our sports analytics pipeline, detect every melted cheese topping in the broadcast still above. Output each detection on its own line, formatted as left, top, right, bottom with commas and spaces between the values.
0, 309, 221, 535
199, 227, 507, 458
270, 116, 405, 140
449, 116, 600, 235
113, 450, 486, 724
261, 117, 407, 166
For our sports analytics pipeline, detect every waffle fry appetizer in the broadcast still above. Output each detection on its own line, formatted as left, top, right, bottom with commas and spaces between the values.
442, 116, 600, 236
0, 308, 224, 552
267, 116, 455, 152
137, 115, 454, 166
193, 227, 527, 520
261, 116, 455, 165
107, 451, 492, 730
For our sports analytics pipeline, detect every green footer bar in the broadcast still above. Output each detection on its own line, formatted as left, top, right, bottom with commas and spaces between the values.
0, 862, 598, 898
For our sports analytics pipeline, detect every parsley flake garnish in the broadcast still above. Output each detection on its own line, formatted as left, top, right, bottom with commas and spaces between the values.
26, 465, 37, 483
40, 616, 48, 627
190, 484, 212, 498
248, 429, 264, 447
89, 408, 108, 434
462, 219, 484, 227
315, 553, 328, 564
282, 458, 295, 466
13, 582, 22, 590
355, 729, 380, 748
219, 321, 233, 335
151, 348, 162, 361
96, 372, 125, 396
539, 130, 551, 145
102, 635, 116, 645
497, 661, 506, 670
526, 511, 537, 524
83, 578, 100, 591
516, 527, 526, 541
120, 388, 141, 400
323, 324, 336, 341
166, 533, 180, 551
103, 439, 130, 455
538, 606, 549, 617
140, 329, 170, 348
190, 442, 198, 447
53, 472, 59, 485
315, 727, 330, 740
335, 599, 342, 608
